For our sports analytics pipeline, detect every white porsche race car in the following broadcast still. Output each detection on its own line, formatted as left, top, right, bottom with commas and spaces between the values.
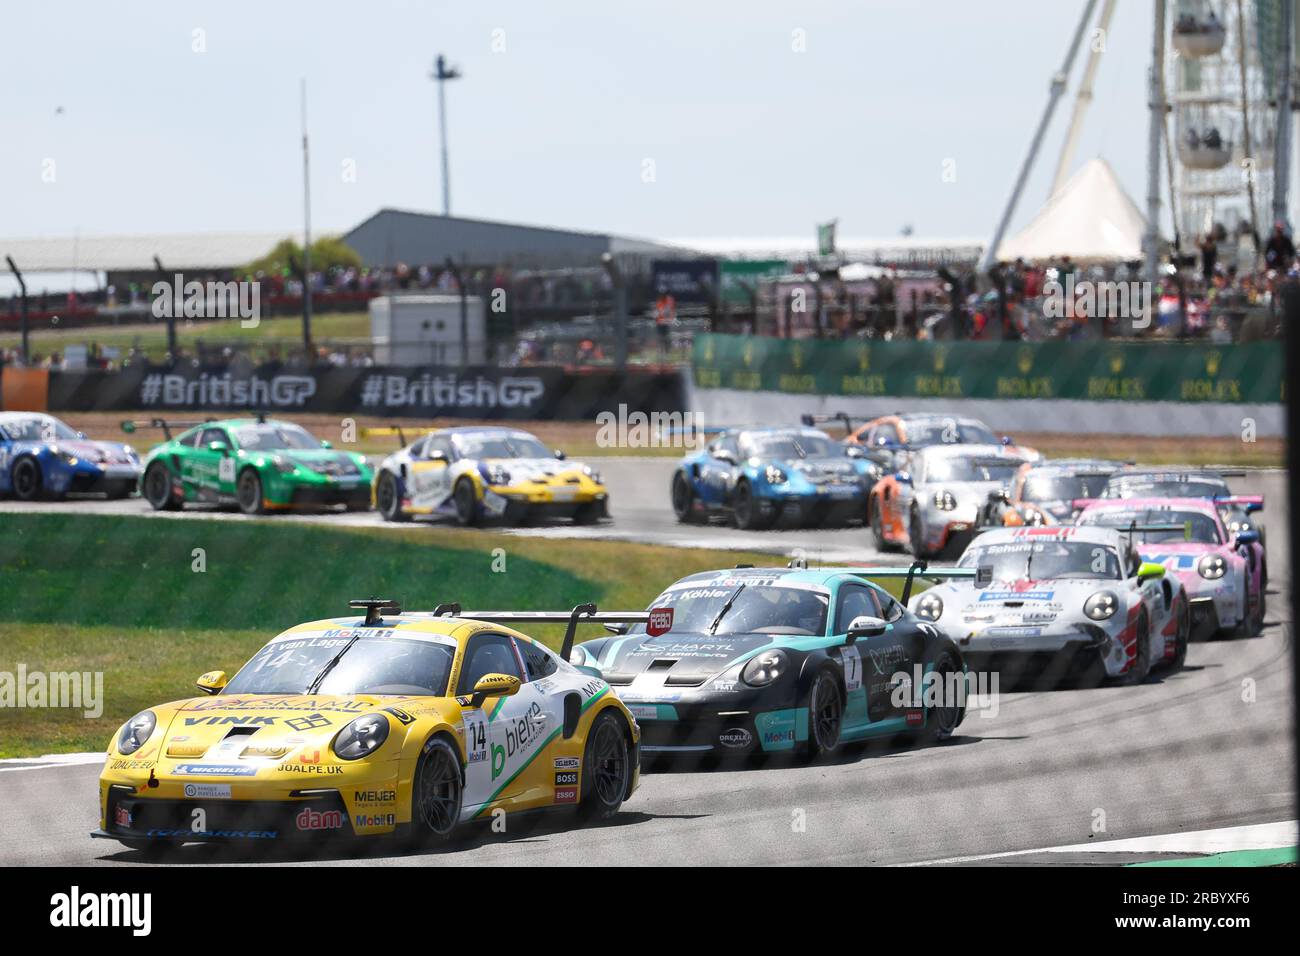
909, 525, 1191, 685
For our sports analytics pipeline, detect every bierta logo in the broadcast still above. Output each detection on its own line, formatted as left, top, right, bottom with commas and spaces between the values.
139, 372, 317, 408
359, 373, 545, 411
50, 886, 151, 936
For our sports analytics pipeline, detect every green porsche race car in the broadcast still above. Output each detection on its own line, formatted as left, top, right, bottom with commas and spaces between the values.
125, 416, 373, 515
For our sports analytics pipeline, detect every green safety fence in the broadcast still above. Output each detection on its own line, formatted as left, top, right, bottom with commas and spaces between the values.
691, 333, 1284, 404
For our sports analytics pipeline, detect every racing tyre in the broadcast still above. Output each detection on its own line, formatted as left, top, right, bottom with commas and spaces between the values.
732, 480, 770, 531
452, 478, 479, 527
236, 469, 266, 516
670, 471, 698, 523
870, 497, 898, 551
1165, 596, 1190, 672
410, 735, 464, 844
142, 462, 179, 510
573, 500, 605, 525
577, 709, 630, 822
1112, 611, 1152, 686
908, 506, 931, 559
923, 653, 964, 742
376, 471, 408, 522
1234, 584, 1265, 638
800, 669, 843, 760
10, 457, 46, 501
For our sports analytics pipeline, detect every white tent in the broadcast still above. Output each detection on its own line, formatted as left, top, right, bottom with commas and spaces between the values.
996, 157, 1151, 263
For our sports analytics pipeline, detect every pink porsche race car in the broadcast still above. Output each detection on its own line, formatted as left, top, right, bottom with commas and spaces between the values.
1075, 498, 1265, 638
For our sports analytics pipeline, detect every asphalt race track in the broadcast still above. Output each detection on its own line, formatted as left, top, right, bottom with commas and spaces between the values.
0, 466, 1292, 865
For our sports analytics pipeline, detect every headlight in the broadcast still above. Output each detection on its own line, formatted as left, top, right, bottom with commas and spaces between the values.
915, 591, 944, 621
933, 490, 957, 511
117, 710, 156, 755
568, 644, 589, 666
765, 464, 788, 485
480, 464, 511, 485
332, 714, 390, 761
272, 456, 296, 474
582, 464, 603, 484
1198, 554, 1227, 580
741, 649, 788, 687
1084, 591, 1120, 621
53, 447, 79, 466
1025, 508, 1045, 526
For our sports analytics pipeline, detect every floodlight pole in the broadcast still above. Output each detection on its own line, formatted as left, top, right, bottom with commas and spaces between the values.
5, 256, 29, 366
432, 55, 462, 216
301, 78, 314, 357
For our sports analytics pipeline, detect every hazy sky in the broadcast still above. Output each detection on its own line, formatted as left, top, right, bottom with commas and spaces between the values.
4, 0, 1157, 243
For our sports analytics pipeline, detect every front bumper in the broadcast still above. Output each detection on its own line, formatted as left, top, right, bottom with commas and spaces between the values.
51, 462, 141, 496
753, 486, 868, 527
268, 474, 372, 508
614, 685, 806, 755
483, 486, 609, 520
954, 623, 1114, 680
98, 785, 356, 842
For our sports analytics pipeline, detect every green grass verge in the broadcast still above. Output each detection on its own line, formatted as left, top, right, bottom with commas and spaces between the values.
0, 513, 829, 757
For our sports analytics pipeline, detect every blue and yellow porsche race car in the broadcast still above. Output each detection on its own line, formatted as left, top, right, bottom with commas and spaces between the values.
670, 426, 881, 529
0, 412, 141, 500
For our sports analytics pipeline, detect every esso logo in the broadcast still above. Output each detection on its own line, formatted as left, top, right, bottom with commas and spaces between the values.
646, 607, 674, 637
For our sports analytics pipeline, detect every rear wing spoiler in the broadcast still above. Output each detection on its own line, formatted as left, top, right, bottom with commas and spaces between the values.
360, 426, 421, 447
1216, 495, 1264, 512
120, 417, 218, 440
840, 561, 990, 604
800, 412, 856, 434
423, 603, 652, 662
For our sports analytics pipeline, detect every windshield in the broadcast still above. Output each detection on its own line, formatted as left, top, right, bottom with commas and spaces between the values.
906, 421, 997, 446
454, 433, 551, 459
924, 457, 1022, 483
959, 540, 1121, 580
1079, 509, 1222, 545
2, 416, 79, 442
224, 635, 455, 696
233, 424, 322, 451
1021, 473, 1112, 503
1105, 476, 1228, 499
741, 432, 841, 460
634, 584, 829, 636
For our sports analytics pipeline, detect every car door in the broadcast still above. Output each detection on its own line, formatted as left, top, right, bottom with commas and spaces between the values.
855, 591, 917, 722
184, 426, 232, 500
698, 434, 739, 505
456, 632, 552, 815
829, 583, 880, 730
407, 435, 454, 511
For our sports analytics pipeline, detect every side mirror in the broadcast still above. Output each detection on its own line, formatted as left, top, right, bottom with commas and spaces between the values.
1136, 561, 1166, 582
195, 670, 228, 695
320, 440, 333, 449
846, 615, 888, 642
554, 449, 567, 460
603, 622, 629, 635
470, 673, 521, 708
207, 441, 229, 455
1235, 529, 1260, 546
427, 449, 449, 463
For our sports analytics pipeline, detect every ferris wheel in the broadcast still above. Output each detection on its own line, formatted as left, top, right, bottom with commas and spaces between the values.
1164, 0, 1290, 255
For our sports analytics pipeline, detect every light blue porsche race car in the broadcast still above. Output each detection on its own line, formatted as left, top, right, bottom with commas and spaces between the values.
670, 426, 881, 529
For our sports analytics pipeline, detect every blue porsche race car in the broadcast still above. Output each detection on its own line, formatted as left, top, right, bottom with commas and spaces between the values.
565, 562, 979, 758
670, 426, 881, 529
0, 412, 142, 500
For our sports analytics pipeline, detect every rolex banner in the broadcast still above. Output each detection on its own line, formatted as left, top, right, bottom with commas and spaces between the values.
691, 333, 1284, 404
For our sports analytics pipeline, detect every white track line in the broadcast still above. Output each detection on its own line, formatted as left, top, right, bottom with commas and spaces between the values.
901, 820, 1299, 866
0, 752, 104, 773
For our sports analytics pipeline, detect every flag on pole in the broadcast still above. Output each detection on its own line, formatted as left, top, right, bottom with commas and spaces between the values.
817, 220, 838, 256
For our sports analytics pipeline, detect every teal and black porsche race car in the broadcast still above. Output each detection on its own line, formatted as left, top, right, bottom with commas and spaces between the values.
561, 562, 980, 758
125, 416, 373, 515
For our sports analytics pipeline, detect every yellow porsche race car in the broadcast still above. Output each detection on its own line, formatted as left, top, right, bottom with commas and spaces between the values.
366, 425, 609, 525
93, 600, 643, 853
